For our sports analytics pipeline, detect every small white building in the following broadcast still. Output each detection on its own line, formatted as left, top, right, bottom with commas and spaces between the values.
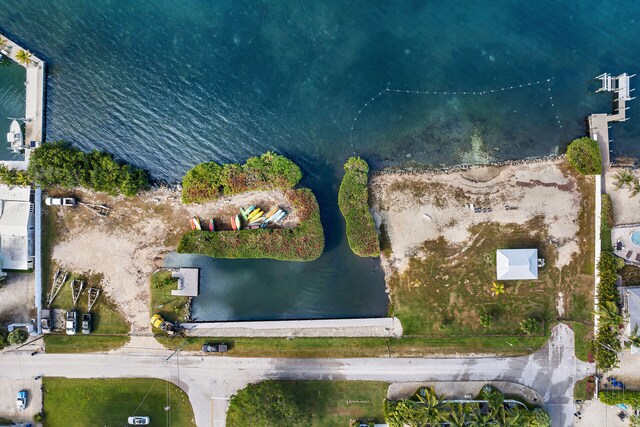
496, 249, 538, 281
623, 288, 640, 355
0, 184, 35, 271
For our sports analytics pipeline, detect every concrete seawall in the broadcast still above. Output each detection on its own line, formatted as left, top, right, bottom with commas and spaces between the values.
183, 317, 403, 337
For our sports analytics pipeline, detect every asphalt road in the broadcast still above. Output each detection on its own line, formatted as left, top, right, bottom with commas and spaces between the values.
0, 324, 592, 427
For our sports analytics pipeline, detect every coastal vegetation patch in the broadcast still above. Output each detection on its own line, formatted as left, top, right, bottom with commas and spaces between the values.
177, 188, 324, 261
594, 251, 624, 371
566, 137, 602, 175
42, 378, 196, 427
385, 386, 550, 427
338, 157, 380, 257
149, 271, 189, 324
0, 141, 148, 196
227, 380, 388, 427
181, 151, 302, 203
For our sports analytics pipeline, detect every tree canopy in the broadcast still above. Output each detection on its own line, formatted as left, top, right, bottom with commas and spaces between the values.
566, 137, 602, 175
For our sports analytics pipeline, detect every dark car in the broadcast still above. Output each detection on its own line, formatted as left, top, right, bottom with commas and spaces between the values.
82, 313, 92, 334
201, 343, 228, 353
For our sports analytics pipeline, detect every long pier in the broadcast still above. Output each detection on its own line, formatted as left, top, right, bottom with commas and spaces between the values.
588, 73, 634, 172
0, 33, 46, 168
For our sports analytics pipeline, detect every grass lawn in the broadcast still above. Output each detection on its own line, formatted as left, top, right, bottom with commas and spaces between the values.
45, 272, 130, 353
574, 376, 596, 401
158, 334, 547, 357
227, 380, 388, 427
43, 378, 195, 427
150, 271, 189, 323
385, 169, 595, 356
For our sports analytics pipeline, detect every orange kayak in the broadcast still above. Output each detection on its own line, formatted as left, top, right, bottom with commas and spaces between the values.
230, 217, 237, 231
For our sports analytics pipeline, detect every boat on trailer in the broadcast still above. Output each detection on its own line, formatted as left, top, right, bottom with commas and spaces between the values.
6, 119, 23, 152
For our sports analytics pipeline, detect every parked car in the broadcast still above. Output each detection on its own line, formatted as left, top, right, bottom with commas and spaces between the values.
16, 390, 27, 411
65, 311, 77, 335
45, 197, 76, 206
201, 343, 228, 353
41, 308, 51, 333
127, 416, 150, 425
82, 313, 92, 334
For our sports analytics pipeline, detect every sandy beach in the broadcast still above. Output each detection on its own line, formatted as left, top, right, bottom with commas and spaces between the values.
370, 159, 587, 275
50, 187, 298, 335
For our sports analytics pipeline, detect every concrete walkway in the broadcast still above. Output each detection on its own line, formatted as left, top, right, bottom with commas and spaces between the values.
0, 324, 592, 427
183, 317, 403, 337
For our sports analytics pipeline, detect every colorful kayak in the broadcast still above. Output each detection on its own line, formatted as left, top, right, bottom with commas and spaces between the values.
190, 218, 196, 230
247, 208, 262, 222
264, 207, 278, 219
235, 214, 241, 230
209, 219, 215, 232
265, 209, 282, 223
230, 217, 237, 231
273, 210, 287, 223
192, 217, 201, 230
241, 205, 256, 220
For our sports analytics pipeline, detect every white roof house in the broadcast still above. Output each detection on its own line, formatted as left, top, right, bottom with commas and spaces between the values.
0, 185, 34, 271
496, 249, 538, 281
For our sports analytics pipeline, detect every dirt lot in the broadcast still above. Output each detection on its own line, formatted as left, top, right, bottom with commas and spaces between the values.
48, 187, 297, 335
0, 273, 35, 325
370, 159, 595, 338
0, 377, 42, 423
605, 168, 640, 226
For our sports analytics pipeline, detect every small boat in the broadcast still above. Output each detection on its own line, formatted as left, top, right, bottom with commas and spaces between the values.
209, 219, 215, 232
247, 208, 262, 222
230, 217, 237, 231
192, 217, 201, 230
6, 119, 23, 152
190, 218, 196, 230
235, 214, 241, 230
264, 207, 278, 219
241, 205, 256, 220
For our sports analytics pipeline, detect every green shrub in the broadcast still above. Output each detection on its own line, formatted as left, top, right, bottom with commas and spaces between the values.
0, 327, 8, 350
7, 329, 28, 345
566, 137, 602, 175
520, 318, 538, 335
33, 412, 43, 422
177, 188, 324, 261
601, 194, 614, 251
595, 251, 624, 370
480, 314, 494, 328
181, 152, 302, 203
227, 381, 310, 426
26, 141, 148, 196
600, 390, 640, 407
338, 157, 380, 257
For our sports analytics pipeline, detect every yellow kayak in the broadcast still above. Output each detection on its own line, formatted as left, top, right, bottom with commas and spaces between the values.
247, 208, 263, 222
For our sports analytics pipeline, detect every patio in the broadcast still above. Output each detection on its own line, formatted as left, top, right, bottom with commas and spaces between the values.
612, 224, 640, 266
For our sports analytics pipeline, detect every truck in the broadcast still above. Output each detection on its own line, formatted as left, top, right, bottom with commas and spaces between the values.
40, 309, 51, 333
150, 314, 183, 335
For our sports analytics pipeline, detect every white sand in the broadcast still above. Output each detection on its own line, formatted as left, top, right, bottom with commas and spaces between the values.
51, 188, 297, 335
604, 168, 640, 225
371, 160, 587, 273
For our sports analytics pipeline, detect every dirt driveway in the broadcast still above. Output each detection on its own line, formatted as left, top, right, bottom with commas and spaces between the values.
0, 273, 35, 325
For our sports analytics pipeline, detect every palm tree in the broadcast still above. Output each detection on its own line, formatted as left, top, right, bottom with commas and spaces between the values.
494, 407, 522, 427
414, 388, 445, 426
613, 170, 635, 189
447, 403, 468, 427
631, 179, 640, 198
469, 406, 495, 426
15, 171, 31, 186
15, 49, 32, 66
596, 300, 623, 327
491, 281, 505, 296
628, 325, 640, 349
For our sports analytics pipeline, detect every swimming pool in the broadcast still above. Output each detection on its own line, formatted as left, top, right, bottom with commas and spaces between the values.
632, 232, 640, 246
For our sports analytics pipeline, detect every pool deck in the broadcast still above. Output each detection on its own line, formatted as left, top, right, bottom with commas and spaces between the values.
612, 224, 640, 267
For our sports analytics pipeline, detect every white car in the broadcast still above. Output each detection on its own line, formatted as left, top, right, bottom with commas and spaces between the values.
128, 416, 150, 425
65, 311, 77, 335
45, 197, 76, 206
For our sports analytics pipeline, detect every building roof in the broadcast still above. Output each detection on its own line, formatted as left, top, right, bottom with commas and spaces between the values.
496, 249, 538, 280
0, 185, 32, 270
625, 288, 640, 355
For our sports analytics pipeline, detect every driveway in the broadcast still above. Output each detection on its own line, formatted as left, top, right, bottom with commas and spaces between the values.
0, 324, 592, 427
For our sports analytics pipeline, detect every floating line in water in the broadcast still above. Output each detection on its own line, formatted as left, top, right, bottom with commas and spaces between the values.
350, 78, 555, 146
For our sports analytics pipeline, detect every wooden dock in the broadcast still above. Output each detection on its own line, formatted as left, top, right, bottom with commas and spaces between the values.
589, 73, 634, 173
0, 34, 46, 168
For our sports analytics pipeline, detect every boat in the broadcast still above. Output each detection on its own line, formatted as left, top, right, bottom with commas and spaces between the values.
230, 217, 237, 231
190, 218, 196, 230
6, 119, 23, 152
264, 207, 278, 219
241, 205, 255, 220
246, 208, 262, 222
209, 219, 215, 232
192, 217, 201, 230
235, 214, 241, 230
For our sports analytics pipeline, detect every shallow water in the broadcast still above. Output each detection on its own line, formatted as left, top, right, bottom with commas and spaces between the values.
1, 1, 639, 320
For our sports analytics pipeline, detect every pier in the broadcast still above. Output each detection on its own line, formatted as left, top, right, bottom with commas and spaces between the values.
0, 33, 46, 168
588, 73, 634, 172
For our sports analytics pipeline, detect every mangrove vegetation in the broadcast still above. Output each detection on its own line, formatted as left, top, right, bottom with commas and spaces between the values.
181, 151, 302, 203
338, 157, 380, 257
566, 137, 602, 175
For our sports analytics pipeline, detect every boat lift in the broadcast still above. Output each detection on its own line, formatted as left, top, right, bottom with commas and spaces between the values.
47, 270, 68, 307
70, 280, 84, 308
87, 288, 101, 312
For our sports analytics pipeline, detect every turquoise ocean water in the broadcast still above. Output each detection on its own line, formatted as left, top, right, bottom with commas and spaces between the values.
1, 1, 638, 320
